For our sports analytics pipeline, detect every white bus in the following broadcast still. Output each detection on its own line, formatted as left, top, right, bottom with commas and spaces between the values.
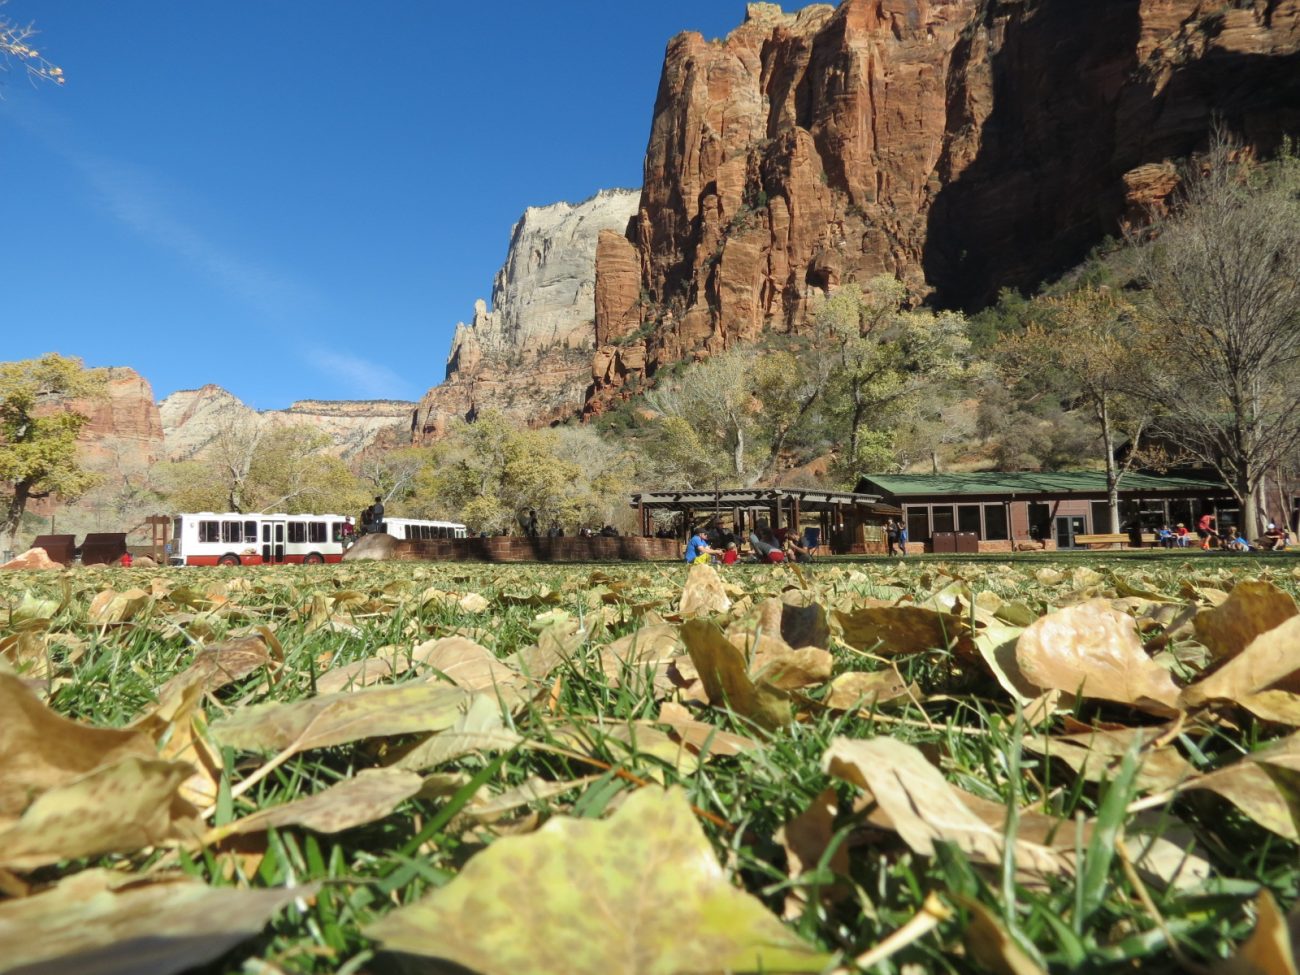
379, 517, 468, 541
169, 512, 355, 566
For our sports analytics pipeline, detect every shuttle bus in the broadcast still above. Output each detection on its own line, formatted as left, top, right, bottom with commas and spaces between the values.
378, 517, 468, 541
169, 512, 354, 566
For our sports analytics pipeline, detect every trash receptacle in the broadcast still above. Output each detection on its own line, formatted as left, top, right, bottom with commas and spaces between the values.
931, 532, 956, 554
955, 531, 979, 554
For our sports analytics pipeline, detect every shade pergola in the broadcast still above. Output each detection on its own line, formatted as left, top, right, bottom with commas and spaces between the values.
629, 487, 901, 552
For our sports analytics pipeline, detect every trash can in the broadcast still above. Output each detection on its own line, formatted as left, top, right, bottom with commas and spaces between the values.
931, 532, 956, 554
954, 531, 979, 554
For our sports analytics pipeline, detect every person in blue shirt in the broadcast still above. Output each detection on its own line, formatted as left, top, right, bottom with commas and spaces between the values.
684, 528, 720, 564
897, 522, 908, 555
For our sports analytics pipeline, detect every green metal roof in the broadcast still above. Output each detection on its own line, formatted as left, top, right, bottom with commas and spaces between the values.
858, 471, 1227, 498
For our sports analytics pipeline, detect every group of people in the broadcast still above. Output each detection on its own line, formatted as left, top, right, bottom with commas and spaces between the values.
1157, 512, 1292, 552
684, 518, 813, 565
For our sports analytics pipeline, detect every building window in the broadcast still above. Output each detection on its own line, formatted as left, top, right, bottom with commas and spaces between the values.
983, 504, 1008, 541
1028, 503, 1052, 541
1090, 501, 1112, 534
906, 508, 930, 542
932, 505, 955, 534
957, 504, 981, 536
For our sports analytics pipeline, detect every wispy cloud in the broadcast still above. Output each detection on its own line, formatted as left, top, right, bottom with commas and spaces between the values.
77, 156, 321, 320
306, 348, 418, 401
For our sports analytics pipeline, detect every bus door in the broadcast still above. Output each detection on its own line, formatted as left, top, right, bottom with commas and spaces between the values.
262, 520, 287, 563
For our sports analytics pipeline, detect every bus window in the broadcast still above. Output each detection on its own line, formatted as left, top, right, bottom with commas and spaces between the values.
421, 526, 430, 540
288, 523, 306, 543
331, 522, 343, 543
309, 522, 326, 543
200, 520, 219, 543
244, 521, 258, 543
222, 521, 243, 543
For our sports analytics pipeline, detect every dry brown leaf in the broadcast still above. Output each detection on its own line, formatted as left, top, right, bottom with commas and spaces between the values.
87, 587, 152, 625
780, 593, 830, 649
314, 651, 408, 694
1015, 600, 1180, 712
834, 605, 975, 657
824, 670, 914, 711
1184, 759, 1299, 842
210, 682, 471, 756
750, 645, 833, 690
415, 636, 522, 693
206, 768, 423, 842
775, 787, 850, 920
0, 870, 310, 975
1022, 726, 1195, 794
822, 737, 1070, 875
655, 701, 762, 757
1215, 890, 1298, 975
0, 672, 155, 819
1183, 615, 1300, 711
680, 619, 791, 730
959, 896, 1047, 975
153, 635, 275, 705
0, 756, 200, 870
679, 562, 732, 617
389, 694, 522, 770
1195, 581, 1298, 663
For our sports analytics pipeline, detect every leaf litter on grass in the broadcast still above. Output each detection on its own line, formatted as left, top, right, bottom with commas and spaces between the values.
0, 557, 1297, 972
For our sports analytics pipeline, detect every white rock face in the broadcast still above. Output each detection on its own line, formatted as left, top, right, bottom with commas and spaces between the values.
159, 385, 415, 460
444, 188, 640, 379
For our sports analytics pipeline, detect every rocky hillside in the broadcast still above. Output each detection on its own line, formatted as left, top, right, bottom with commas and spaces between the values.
159, 386, 416, 460
411, 188, 640, 442
587, 0, 1300, 412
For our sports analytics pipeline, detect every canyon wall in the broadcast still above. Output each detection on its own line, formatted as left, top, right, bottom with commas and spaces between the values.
159, 386, 415, 461
588, 0, 1300, 411
411, 189, 640, 442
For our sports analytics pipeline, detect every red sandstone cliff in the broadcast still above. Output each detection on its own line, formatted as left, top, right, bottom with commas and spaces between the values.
588, 0, 1300, 411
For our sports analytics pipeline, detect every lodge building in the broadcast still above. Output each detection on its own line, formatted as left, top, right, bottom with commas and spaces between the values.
854, 472, 1236, 552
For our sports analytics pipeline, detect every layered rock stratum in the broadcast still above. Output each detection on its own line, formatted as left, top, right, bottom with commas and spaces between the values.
587, 0, 1300, 412
159, 386, 415, 460
411, 189, 640, 442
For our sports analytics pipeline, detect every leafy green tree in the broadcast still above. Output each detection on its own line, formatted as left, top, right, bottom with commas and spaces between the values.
0, 354, 106, 549
159, 424, 367, 516
413, 411, 586, 533
645, 350, 758, 484
996, 287, 1148, 531
817, 277, 972, 484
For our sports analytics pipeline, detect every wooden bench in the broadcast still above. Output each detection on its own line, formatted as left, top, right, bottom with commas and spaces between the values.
1072, 532, 1160, 548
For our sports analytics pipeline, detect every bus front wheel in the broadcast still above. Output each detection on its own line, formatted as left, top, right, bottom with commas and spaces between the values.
218, 554, 241, 566
304, 553, 325, 565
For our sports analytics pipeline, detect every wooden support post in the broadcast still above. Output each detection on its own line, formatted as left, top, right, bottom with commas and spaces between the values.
638, 500, 646, 537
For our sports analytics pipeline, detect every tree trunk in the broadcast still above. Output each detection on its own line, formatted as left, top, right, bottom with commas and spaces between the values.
1246, 476, 1268, 541
1100, 399, 1121, 533
3, 482, 31, 551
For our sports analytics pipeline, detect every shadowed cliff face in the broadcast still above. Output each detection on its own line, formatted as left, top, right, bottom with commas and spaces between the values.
587, 0, 1300, 413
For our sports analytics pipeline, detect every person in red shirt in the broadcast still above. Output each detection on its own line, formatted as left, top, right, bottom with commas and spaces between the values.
721, 541, 739, 565
1197, 513, 1219, 550
120, 552, 133, 568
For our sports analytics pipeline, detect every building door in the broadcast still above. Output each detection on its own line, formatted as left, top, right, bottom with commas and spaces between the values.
1055, 516, 1085, 549
262, 521, 286, 563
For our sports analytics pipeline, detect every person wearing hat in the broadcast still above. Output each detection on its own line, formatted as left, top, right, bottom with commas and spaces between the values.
1262, 522, 1289, 551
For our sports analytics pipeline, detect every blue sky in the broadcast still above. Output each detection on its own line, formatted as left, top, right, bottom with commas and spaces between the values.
0, 1, 752, 409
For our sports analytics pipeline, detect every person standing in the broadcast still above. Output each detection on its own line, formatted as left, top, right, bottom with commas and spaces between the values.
886, 519, 899, 556
897, 520, 909, 556
1197, 512, 1219, 550
371, 496, 385, 532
